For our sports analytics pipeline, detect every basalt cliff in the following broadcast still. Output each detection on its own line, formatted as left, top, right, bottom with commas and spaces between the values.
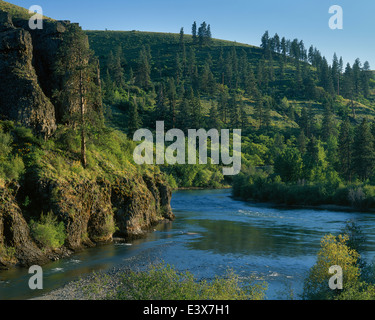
0, 8, 174, 269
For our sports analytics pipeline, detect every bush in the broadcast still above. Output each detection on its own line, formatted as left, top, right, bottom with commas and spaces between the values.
115, 263, 267, 300
30, 212, 66, 249
302, 234, 361, 300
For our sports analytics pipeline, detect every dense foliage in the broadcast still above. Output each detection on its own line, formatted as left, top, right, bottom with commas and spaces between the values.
87, 26, 375, 194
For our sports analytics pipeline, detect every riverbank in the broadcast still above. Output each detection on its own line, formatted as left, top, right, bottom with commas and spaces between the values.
31, 234, 174, 300
32, 263, 128, 300
232, 196, 375, 213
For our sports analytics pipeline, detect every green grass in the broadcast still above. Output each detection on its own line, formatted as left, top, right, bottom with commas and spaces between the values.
0, 1, 54, 21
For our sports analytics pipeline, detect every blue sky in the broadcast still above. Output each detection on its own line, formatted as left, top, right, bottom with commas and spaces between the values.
8, 0, 375, 68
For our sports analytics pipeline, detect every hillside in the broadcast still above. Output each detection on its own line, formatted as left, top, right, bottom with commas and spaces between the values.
0, 2, 174, 269
0, 1, 53, 21
85, 28, 375, 194
86, 29, 375, 133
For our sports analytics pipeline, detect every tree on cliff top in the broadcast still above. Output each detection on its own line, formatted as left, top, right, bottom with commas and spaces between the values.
54, 23, 102, 168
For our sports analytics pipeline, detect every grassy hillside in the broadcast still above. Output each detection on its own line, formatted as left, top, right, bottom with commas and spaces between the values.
0, 1, 54, 21
86, 29, 375, 132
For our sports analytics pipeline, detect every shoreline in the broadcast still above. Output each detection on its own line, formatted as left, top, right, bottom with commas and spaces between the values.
231, 196, 375, 213
30, 189, 374, 300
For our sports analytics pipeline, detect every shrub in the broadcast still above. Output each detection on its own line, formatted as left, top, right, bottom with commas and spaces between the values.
302, 234, 361, 300
115, 263, 267, 300
0, 244, 16, 263
30, 211, 66, 249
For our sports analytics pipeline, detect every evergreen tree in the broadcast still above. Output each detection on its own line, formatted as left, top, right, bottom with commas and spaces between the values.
176, 97, 191, 132
263, 97, 272, 129
239, 101, 248, 130
128, 96, 142, 136
198, 21, 207, 46
352, 58, 362, 98
192, 21, 197, 44
352, 119, 375, 181
54, 24, 102, 168
206, 24, 212, 45
136, 46, 152, 89
174, 53, 182, 84
273, 33, 281, 53
332, 53, 340, 95
297, 130, 307, 154
342, 63, 354, 99
229, 93, 241, 128
179, 27, 184, 47
253, 89, 264, 128
338, 117, 353, 181
208, 103, 222, 130
321, 97, 337, 140
361, 61, 371, 98
155, 83, 168, 121
303, 136, 327, 181
167, 77, 177, 128
218, 86, 229, 124
190, 94, 203, 129
260, 31, 269, 51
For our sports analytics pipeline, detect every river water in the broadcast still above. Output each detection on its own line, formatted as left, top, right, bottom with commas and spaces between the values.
1, 189, 375, 300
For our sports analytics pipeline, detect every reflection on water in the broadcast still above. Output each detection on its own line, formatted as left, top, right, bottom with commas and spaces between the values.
2, 189, 375, 300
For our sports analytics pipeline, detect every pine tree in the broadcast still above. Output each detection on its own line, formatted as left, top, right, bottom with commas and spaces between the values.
174, 53, 182, 84
198, 21, 207, 46
208, 103, 222, 130
192, 21, 197, 44
218, 86, 229, 124
176, 97, 191, 132
332, 53, 340, 95
321, 97, 337, 140
128, 96, 142, 136
361, 61, 371, 98
352, 118, 375, 181
54, 24, 101, 168
229, 93, 240, 128
136, 46, 152, 89
190, 94, 202, 129
179, 27, 184, 47
352, 58, 362, 98
338, 117, 353, 181
263, 97, 272, 129
253, 89, 264, 129
297, 130, 307, 154
206, 24, 212, 45
342, 63, 354, 99
155, 83, 168, 121
239, 101, 248, 130
167, 77, 177, 128
274, 33, 281, 53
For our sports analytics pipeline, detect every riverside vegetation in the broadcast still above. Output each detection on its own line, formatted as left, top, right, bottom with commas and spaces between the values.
1, 1, 375, 300
86, 24, 375, 208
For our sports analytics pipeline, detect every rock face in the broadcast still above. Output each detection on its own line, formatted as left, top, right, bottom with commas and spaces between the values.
0, 172, 174, 268
0, 11, 100, 137
0, 182, 49, 268
0, 11, 57, 137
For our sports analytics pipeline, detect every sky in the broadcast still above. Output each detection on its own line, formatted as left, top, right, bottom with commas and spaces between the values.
7, 0, 375, 68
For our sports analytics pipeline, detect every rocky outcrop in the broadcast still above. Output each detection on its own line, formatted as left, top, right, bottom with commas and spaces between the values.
0, 182, 49, 268
0, 11, 56, 138
0, 11, 101, 137
0, 171, 174, 268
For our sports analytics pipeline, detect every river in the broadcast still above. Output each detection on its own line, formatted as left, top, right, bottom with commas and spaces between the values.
1, 188, 375, 300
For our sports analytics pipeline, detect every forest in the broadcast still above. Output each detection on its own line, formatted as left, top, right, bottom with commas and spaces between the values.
85, 23, 375, 208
